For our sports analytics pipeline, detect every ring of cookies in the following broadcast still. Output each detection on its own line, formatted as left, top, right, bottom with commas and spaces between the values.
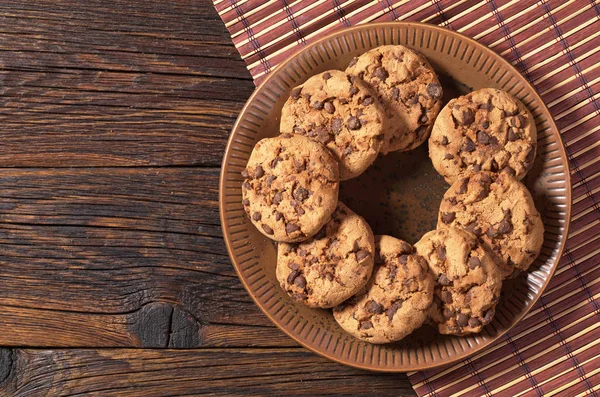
241, 45, 544, 344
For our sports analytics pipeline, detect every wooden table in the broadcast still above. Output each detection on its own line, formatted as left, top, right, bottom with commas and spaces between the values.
0, 1, 415, 395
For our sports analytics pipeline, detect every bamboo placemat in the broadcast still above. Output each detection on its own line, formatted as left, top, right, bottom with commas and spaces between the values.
213, 1, 600, 395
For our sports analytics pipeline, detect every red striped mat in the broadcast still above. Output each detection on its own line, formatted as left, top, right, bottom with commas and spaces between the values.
213, 1, 600, 395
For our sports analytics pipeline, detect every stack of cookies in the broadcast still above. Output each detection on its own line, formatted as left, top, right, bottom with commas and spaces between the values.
240, 45, 544, 344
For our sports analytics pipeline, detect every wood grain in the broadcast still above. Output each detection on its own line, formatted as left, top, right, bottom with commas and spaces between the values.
0, 167, 291, 347
0, 0, 254, 167
0, 348, 415, 396
0, 0, 415, 394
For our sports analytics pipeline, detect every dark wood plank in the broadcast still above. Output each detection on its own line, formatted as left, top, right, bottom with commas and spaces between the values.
0, 0, 254, 167
0, 348, 415, 396
0, 167, 292, 347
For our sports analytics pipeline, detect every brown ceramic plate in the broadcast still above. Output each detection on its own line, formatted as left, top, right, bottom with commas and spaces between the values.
219, 23, 571, 372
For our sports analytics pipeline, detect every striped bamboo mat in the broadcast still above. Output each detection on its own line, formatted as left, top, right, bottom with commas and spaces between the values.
213, 1, 600, 395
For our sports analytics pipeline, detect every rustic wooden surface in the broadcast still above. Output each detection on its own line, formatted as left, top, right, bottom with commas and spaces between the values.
0, 1, 415, 395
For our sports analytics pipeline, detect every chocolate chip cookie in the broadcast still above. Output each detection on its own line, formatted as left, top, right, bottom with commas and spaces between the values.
280, 70, 385, 180
429, 88, 537, 183
346, 45, 443, 154
276, 202, 374, 308
242, 134, 339, 242
414, 227, 502, 335
437, 171, 544, 278
333, 235, 434, 344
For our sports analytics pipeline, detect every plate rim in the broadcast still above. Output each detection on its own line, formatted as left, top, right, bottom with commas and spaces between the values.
219, 21, 572, 372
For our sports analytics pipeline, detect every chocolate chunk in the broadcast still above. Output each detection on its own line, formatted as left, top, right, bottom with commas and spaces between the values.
252, 212, 261, 221
294, 275, 306, 289
465, 222, 482, 237
290, 87, 302, 100
261, 224, 274, 235
293, 160, 305, 172
355, 250, 370, 262
386, 300, 404, 320
293, 126, 306, 135
275, 212, 283, 221
400, 242, 413, 254
486, 227, 498, 239
387, 264, 398, 280
242, 181, 251, 190
358, 71, 365, 80
443, 308, 453, 319
391, 87, 399, 100
320, 101, 334, 114
293, 187, 309, 202
436, 245, 447, 261
285, 223, 300, 234
242, 199, 250, 206
296, 206, 305, 215
323, 72, 331, 80
477, 130, 490, 145
525, 148, 535, 163
366, 300, 384, 314
517, 114, 526, 127
448, 197, 458, 205
292, 292, 307, 301
311, 101, 324, 110
497, 219, 513, 234
254, 165, 264, 178
441, 290, 452, 303
409, 95, 420, 105
416, 125, 428, 138
462, 137, 475, 152
288, 262, 300, 271
272, 191, 283, 205
441, 212, 456, 224
458, 178, 469, 194
347, 116, 361, 130
270, 157, 282, 169
438, 273, 451, 286
398, 254, 408, 264
349, 86, 359, 96
474, 184, 490, 202
362, 96, 374, 106
468, 317, 482, 328
426, 82, 443, 99
502, 166, 516, 176
372, 66, 388, 81
468, 257, 481, 269
419, 115, 429, 124
490, 159, 498, 172
287, 269, 299, 284
480, 102, 492, 111
461, 109, 475, 125
444, 153, 454, 160
241, 169, 250, 178
359, 320, 373, 330
457, 313, 469, 327
507, 127, 519, 142
331, 117, 343, 134
482, 120, 490, 129
473, 164, 482, 172
441, 136, 449, 146
482, 309, 494, 324
266, 175, 277, 186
